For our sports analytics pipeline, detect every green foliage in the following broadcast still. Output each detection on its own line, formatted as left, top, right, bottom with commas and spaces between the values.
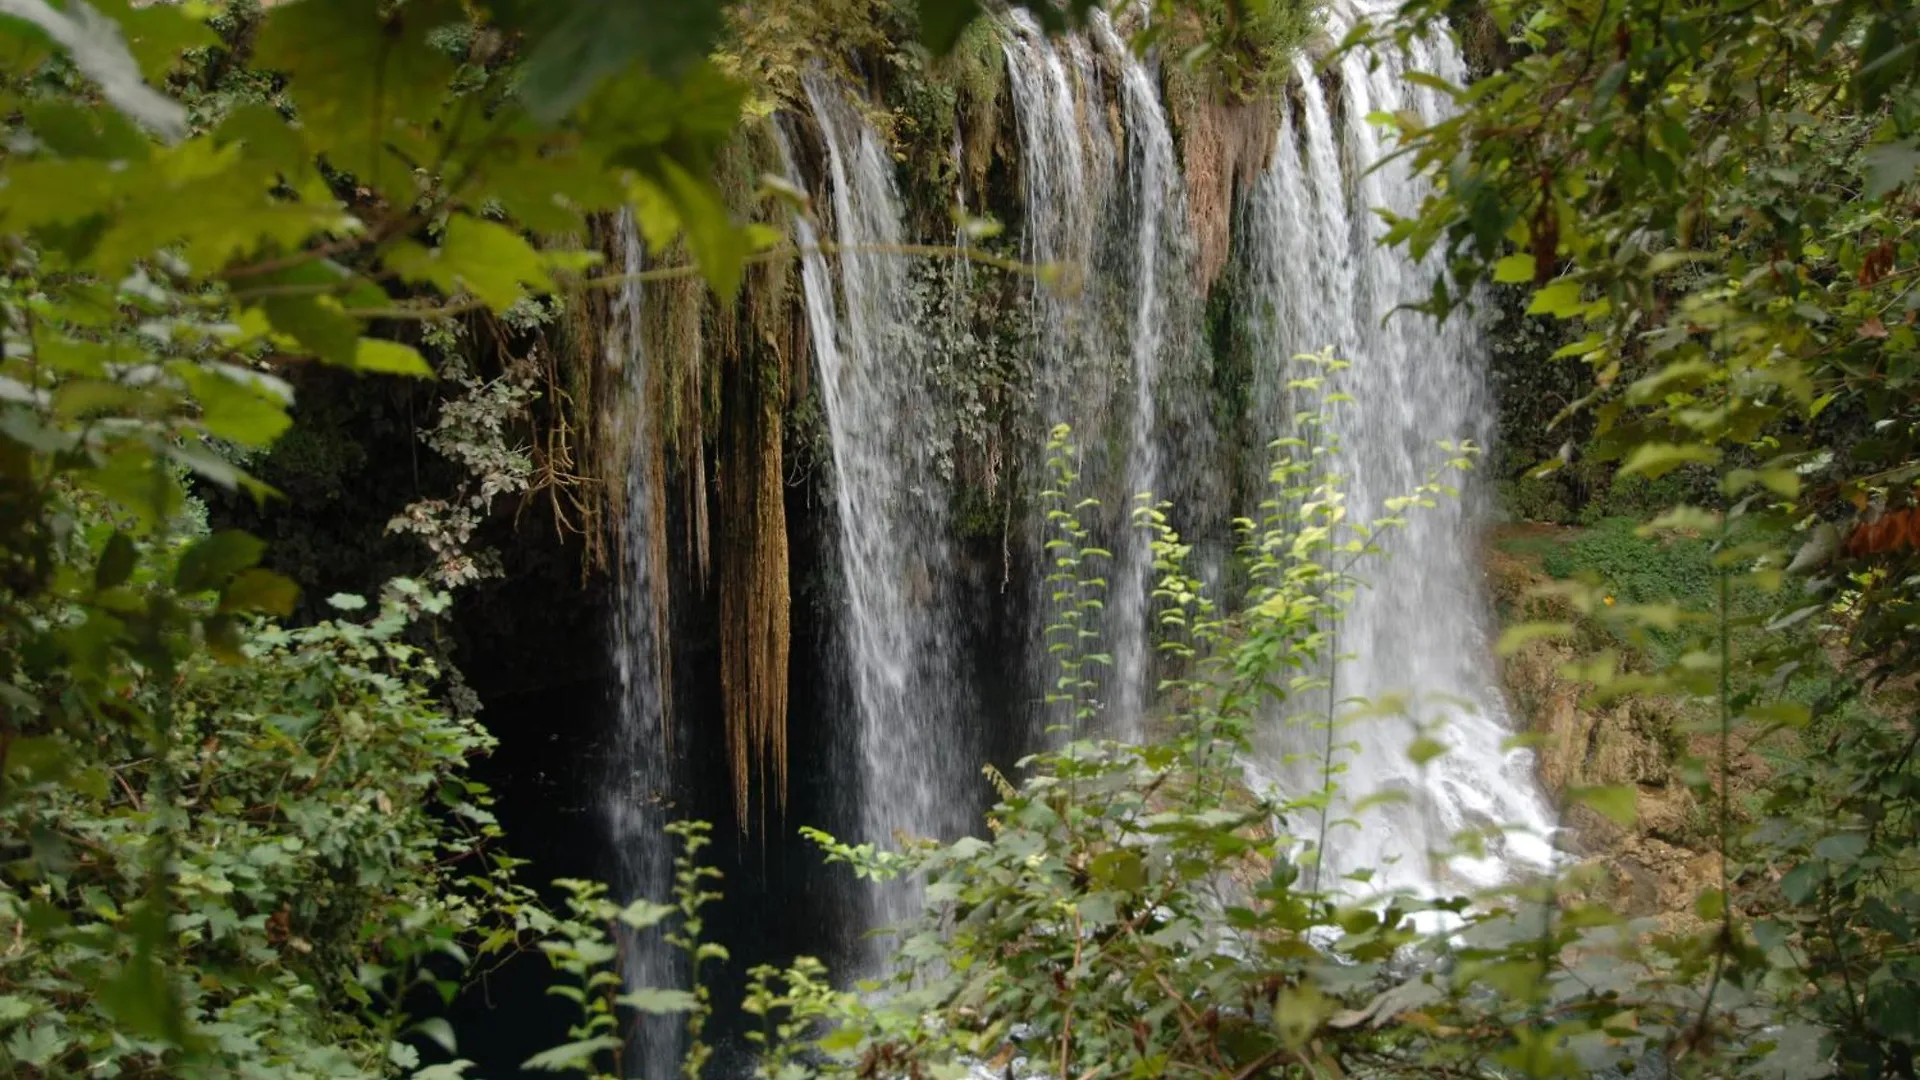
1, 0, 767, 1066
1536, 516, 1716, 609
753, 359, 1757, 1080
511, 822, 725, 1079
1365, 0, 1920, 1069
0, 579, 537, 1076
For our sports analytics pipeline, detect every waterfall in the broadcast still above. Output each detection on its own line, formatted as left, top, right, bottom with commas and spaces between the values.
601, 211, 683, 1079
790, 74, 975, 951
595, 20, 1557, 1010
1239, 10, 1556, 895
1003, 14, 1204, 740
1096, 13, 1189, 736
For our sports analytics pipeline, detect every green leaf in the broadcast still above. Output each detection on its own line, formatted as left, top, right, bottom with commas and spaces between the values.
498, 0, 725, 122
263, 295, 359, 366
617, 988, 699, 1014
354, 339, 435, 377
23, 99, 150, 160
99, 901, 188, 1045
1406, 736, 1449, 766
479, 151, 624, 234
220, 568, 299, 616
1493, 253, 1536, 283
521, 1035, 624, 1071
176, 530, 265, 592
1526, 280, 1585, 317
1077, 891, 1119, 926
1495, 621, 1573, 656
655, 156, 747, 300
411, 1018, 457, 1055
3, 737, 71, 785
253, 0, 460, 187
1780, 860, 1825, 904
1619, 441, 1721, 479
1, 0, 187, 138
388, 216, 555, 311
1570, 784, 1637, 827
616, 899, 675, 929
93, 0, 220, 81
1812, 832, 1867, 863
95, 531, 137, 591
81, 445, 185, 527
1863, 137, 1920, 200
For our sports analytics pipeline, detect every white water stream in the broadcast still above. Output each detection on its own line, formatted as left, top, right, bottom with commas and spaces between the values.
601, 211, 683, 1078
790, 73, 975, 953
1238, 6, 1556, 894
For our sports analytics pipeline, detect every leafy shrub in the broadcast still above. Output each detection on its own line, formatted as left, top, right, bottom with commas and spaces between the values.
0, 579, 533, 1076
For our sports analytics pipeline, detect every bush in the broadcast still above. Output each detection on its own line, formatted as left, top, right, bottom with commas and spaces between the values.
0, 580, 533, 1077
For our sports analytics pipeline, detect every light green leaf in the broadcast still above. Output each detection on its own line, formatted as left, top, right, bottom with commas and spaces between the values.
1274, 984, 1329, 1050
1089, 848, 1145, 891
1493, 253, 1535, 283
1619, 441, 1721, 479
1526, 279, 1583, 317
354, 339, 434, 377
388, 216, 554, 312
1495, 622, 1573, 656
1406, 735, 1449, 766
616, 899, 675, 929
656, 156, 747, 300
0, 994, 34, 1026
522, 1036, 623, 1072
5, 1023, 63, 1067
175, 362, 293, 446
411, 1018, 456, 1055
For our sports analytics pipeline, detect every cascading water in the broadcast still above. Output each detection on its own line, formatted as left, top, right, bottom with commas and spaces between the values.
1095, 13, 1189, 736
601, 211, 683, 1079
1001, 13, 1111, 449
1003, 15, 1205, 740
1239, 7, 1555, 895
790, 74, 976, 950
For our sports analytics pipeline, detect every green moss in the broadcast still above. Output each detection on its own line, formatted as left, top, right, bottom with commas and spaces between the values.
1158, 0, 1319, 101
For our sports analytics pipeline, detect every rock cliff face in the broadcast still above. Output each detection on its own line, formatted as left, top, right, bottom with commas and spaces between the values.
1487, 535, 1771, 929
